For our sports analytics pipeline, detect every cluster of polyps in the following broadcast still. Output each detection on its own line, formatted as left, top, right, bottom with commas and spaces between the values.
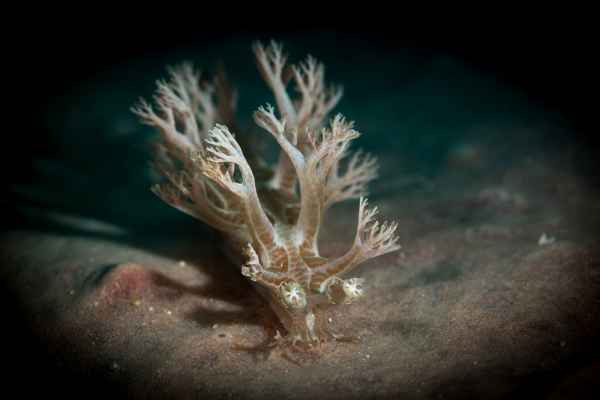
133, 42, 401, 344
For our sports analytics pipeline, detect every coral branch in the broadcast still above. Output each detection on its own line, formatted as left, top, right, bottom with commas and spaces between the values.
310, 197, 400, 290
254, 105, 324, 254
298, 115, 361, 252
253, 41, 296, 124
324, 150, 378, 209
241, 243, 286, 289
354, 197, 401, 259
254, 105, 304, 171
201, 125, 278, 254
293, 56, 343, 131
132, 98, 194, 156
254, 42, 343, 197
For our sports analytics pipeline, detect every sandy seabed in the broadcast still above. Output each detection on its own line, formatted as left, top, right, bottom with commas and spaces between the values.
2, 147, 600, 399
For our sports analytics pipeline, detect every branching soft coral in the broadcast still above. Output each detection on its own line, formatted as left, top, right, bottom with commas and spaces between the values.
133, 41, 400, 345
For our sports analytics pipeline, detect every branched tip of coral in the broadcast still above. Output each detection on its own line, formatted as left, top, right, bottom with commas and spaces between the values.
355, 197, 401, 258
254, 104, 288, 139
204, 124, 244, 164
322, 150, 378, 207
199, 124, 253, 197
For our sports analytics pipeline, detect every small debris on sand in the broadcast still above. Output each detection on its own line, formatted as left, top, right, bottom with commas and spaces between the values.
538, 232, 556, 246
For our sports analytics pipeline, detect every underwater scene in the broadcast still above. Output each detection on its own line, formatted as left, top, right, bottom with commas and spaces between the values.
2, 30, 599, 399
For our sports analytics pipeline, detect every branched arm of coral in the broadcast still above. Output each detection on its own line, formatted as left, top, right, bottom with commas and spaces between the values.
151, 162, 245, 234
254, 42, 342, 196
306, 115, 360, 184
299, 115, 361, 251
292, 56, 321, 128
132, 63, 222, 155
254, 105, 305, 170
133, 67, 249, 235
310, 197, 401, 291
254, 41, 299, 196
323, 150, 378, 209
132, 98, 195, 157
352, 197, 401, 260
201, 125, 249, 196
200, 125, 279, 255
255, 107, 365, 256
254, 41, 297, 125
293, 56, 343, 132
241, 243, 286, 289
254, 105, 321, 253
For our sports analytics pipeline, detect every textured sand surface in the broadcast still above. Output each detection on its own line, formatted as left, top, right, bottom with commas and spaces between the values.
3, 154, 600, 398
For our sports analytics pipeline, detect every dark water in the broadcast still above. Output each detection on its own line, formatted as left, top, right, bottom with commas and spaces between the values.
8, 31, 592, 238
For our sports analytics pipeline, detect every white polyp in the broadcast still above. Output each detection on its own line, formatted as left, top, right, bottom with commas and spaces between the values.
342, 278, 365, 303
279, 281, 308, 309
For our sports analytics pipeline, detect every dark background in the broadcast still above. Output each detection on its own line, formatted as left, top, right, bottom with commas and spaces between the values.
4, 12, 599, 399
7, 14, 599, 192
16, 17, 600, 157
